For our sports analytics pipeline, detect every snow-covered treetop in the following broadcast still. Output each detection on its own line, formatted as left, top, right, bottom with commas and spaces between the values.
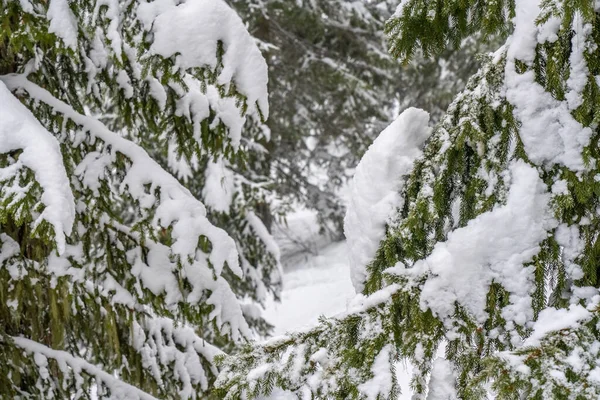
0, 0, 272, 398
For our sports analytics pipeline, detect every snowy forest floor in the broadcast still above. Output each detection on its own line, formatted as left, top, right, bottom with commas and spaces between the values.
263, 209, 414, 399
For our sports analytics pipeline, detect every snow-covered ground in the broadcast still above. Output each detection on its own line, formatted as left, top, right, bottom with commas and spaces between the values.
263, 209, 413, 398
264, 240, 354, 335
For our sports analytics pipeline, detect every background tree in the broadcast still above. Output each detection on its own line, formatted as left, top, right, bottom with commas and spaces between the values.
216, 1, 600, 398
0, 0, 280, 397
230, 0, 491, 235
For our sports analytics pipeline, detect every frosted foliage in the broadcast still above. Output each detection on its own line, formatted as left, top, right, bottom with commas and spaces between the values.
0, 72, 252, 385
131, 317, 225, 394
410, 162, 555, 334
345, 107, 432, 292
15, 337, 160, 400
43, 0, 268, 152
0, 0, 274, 395
0, 81, 75, 254
215, 1, 600, 399
505, 1, 592, 171
4, 73, 241, 276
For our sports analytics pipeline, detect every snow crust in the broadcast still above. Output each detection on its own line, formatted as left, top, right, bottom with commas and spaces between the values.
137, 0, 269, 117
345, 107, 432, 292
0, 81, 75, 254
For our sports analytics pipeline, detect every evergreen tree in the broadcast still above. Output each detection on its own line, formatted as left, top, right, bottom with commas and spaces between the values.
216, 1, 600, 399
0, 0, 279, 397
230, 0, 489, 234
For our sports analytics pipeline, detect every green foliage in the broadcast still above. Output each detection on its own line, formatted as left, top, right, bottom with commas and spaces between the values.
0, 0, 279, 398
385, 0, 515, 63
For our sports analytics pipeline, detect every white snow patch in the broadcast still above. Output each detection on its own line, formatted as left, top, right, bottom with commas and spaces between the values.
13, 336, 160, 400
202, 159, 235, 212
427, 357, 458, 400
47, 0, 78, 49
247, 211, 281, 261
505, 1, 592, 171
524, 304, 591, 347
358, 344, 395, 400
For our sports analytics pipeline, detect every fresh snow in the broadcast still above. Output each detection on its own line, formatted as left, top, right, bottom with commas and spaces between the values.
13, 336, 160, 400
202, 158, 235, 212
263, 240, 354, 336
1, 74, 251, 341
47, 0, 78, 49
426, 357, 458, 400
345, 107, 432, 292
523, 305, 591, 348
358, 344, 395, 400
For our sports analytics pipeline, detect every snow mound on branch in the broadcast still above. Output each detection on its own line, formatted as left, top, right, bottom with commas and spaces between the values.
358, 344, 395, 400
0, 81, 75, 254
47, 0, 78, 49
203, 158, 234, 213
13, 336, 159, 400
505, 1, 592, 171
345, 107, 431, 293
524, 304, 591, 348
413, 161, 556, 334
138, 0, 269, 117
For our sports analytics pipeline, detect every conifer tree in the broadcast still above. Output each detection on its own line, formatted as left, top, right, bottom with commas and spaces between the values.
230, 0, 489, 234
216, 1, 600, 398
0, 0, 279, 398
